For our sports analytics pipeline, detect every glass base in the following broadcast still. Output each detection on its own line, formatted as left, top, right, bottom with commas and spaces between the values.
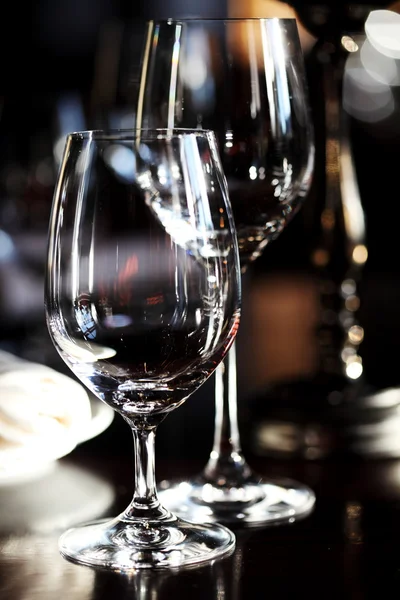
58, 511, 235, 570
158, 477, 316, 527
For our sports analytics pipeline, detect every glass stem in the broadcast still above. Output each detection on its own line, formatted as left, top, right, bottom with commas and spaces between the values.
124, 424, 169, 521
203, 340, 253, 485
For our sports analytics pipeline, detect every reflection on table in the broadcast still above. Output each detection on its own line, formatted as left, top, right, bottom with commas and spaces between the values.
2, 449, 400, 599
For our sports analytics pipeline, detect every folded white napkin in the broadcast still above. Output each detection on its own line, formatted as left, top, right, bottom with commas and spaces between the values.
0, 351, 92, 473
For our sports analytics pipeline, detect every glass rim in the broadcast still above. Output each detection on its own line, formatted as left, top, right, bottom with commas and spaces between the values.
147, 17, 298, 24
66, 128, 217, 141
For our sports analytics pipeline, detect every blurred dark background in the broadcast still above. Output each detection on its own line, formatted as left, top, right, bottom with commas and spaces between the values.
1, 0, 400, 464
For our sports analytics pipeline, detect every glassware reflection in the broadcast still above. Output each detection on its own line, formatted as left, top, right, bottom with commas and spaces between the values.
92, 552, 237, 600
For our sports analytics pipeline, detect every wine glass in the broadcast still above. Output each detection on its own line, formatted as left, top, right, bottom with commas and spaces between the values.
45, 128, 241, 570
137, 18, 316, 525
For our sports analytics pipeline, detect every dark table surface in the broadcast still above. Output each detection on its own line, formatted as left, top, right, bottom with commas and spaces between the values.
2, 443, 400, 600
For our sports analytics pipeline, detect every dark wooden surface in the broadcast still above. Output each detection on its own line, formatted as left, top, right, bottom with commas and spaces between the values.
2, 447, 400, 600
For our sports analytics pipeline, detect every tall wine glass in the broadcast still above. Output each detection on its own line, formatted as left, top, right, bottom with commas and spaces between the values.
137, 18, 316, 525
45, 128, 241, 570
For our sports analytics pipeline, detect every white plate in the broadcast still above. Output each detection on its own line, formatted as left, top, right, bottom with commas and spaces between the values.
79, 397, 115, 445
0, 398, 114, 486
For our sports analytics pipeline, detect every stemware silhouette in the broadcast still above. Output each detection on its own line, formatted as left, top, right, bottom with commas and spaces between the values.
45, 128, 241, 569
137, 18, 316, 525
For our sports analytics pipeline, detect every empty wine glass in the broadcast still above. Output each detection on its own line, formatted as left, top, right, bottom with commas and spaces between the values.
137, 18, 316, 525
45, 128, 241, 570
